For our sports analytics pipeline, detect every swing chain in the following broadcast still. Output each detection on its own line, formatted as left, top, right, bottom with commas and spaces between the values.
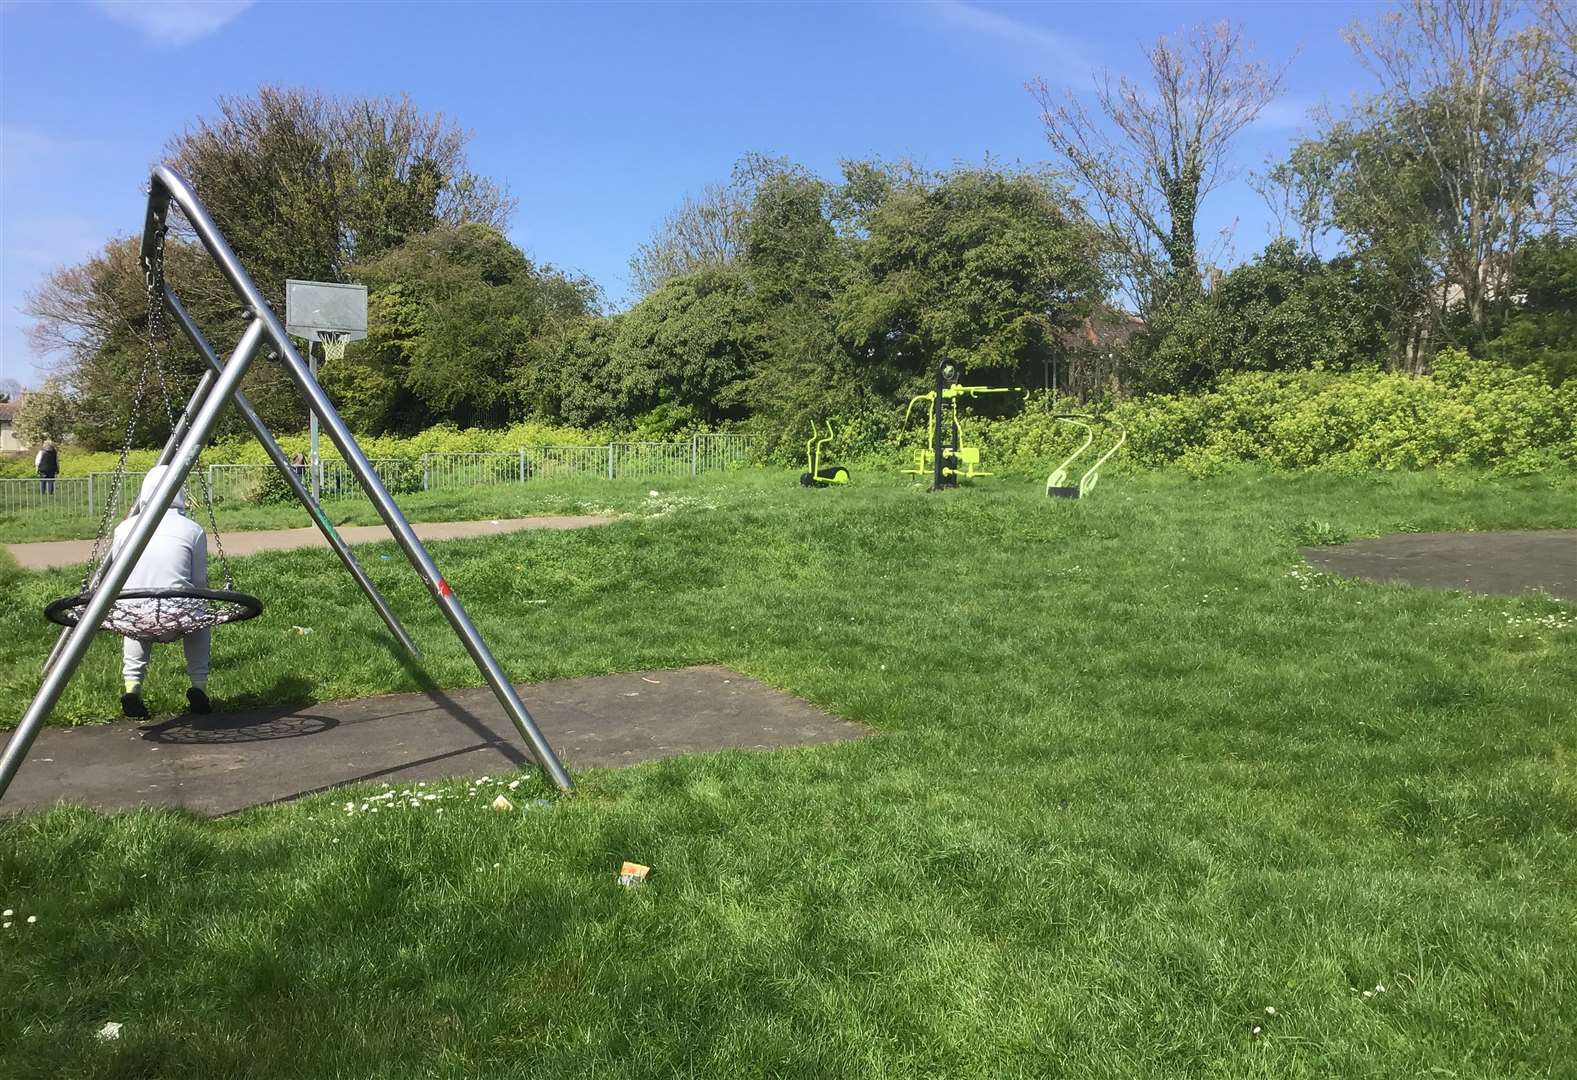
84, 230, 167, 587
142, 230, 237, 590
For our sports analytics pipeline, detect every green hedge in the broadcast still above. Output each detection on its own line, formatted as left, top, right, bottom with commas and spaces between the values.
0, 421, 610, 480
820, 353, 1576, 479
5, 355, 1571, 482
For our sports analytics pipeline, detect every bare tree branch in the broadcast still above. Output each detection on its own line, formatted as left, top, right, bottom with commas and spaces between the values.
1032, 20, 1285, 316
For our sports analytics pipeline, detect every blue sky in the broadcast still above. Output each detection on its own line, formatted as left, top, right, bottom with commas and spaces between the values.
0, 0, 1380, 389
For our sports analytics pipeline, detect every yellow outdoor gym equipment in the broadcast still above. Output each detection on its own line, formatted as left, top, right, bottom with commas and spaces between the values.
800, 420, 850, 486
1044, 414, 1126, 498
902, 360, 1019, 490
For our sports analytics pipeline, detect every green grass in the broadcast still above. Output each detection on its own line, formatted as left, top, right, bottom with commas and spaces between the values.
0, 475, 690, 544
2, 468, 1574, 1078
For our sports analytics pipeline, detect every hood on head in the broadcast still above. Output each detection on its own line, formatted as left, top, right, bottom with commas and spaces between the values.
132, 465, 186, 515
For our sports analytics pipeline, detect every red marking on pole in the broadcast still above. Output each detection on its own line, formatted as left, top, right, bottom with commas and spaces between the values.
438, 578, 453, 597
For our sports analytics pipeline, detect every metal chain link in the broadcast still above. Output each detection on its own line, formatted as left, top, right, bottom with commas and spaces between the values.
83, 233, 166, 588
86, 227, 238, 591
143, 236, 237, 590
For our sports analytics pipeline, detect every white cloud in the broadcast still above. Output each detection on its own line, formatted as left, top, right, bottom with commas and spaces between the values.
94, 1, 253, 46
925, 1, 1094, 82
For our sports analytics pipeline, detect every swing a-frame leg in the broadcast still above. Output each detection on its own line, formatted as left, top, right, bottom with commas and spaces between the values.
0, 166, 573, 803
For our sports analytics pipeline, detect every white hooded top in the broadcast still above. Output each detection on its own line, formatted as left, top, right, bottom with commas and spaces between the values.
107, 466, 208, 592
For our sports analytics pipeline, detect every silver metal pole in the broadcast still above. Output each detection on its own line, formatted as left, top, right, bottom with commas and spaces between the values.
157, 369, 218, 467
163, 287, 420, 659
269, 336, 573, 791
140, 167, 571, 792
308, 341, 321, 501
1, 318, 267, 802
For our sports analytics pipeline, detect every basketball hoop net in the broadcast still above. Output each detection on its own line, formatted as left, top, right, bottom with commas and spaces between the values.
319, 331, 350, 363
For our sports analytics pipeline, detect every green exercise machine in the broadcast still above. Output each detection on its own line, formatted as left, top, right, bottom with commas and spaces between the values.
1044, 415, 1126, 498
903, 360, 1018, 490
801, 420, 850, 486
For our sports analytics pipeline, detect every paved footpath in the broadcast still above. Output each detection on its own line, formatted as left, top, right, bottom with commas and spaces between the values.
7, 515, 612, 571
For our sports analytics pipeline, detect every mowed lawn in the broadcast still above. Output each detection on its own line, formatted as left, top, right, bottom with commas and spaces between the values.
1, 469, 1574, 1079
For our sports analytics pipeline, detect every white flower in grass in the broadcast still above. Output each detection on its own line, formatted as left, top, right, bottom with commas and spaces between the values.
2, 922, 9, 929
1362, 990, 1373, 999
1, 909, 11, 918
1264, 1006, 1276, 1016
508, 780, 520, 790
26, 915, 36, 924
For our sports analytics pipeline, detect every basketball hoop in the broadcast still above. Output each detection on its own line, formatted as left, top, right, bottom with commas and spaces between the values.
318, 331, 350, 363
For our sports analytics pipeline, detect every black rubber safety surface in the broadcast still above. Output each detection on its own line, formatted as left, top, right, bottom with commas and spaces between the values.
1300, 529, 1575, 602
3, 665, 872, 816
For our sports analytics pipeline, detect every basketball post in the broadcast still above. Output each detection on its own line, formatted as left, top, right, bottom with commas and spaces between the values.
308, 339, 320, 500
285, 279, 366, 503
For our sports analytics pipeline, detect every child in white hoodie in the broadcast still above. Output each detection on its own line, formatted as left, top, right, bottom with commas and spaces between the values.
108, 465, 211, 719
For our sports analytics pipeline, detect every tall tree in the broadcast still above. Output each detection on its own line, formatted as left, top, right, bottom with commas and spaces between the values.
166, 87, 515, 295
628, 183, 749, 296
1271, 0, 1575, 367
1032, 21, 1285, 316
836, 163, 1106, 393
348, 223, 595, 432
25, 87, 517, 445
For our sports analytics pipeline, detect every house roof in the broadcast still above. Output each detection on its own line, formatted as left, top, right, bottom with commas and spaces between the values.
1060, 314, 1146, 352
0, 397, 19, 424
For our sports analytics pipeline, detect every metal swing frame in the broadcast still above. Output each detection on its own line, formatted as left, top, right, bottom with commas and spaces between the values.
0, 167, 573, 801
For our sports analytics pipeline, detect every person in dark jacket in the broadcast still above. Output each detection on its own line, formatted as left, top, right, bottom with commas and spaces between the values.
35, 439, 58, 495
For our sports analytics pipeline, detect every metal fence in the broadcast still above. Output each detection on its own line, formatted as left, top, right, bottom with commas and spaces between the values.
693, 432, 754, 475
0, 471, 149, 519
1, 435, 757, 519
423, 452, 523, 491
525, 444, 611, 481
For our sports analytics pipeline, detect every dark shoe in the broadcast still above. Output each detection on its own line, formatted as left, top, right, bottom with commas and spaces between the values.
121, 692, 149, 720
187, 687, 212, 715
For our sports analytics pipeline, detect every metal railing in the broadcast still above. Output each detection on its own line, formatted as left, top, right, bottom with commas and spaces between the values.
423, 452, 524, 491
611, 441, 693, 480
692, 432, 755, 475
0, 476, 94, 517
1, 436, 757, 518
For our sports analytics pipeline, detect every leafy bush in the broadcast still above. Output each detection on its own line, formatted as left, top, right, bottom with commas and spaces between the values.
791, 357, 1576, 478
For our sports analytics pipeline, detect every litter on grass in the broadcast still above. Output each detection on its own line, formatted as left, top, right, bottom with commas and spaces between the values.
491, 794, 514, 812
618, 861, 652, 887
97, 1022, 123, 1041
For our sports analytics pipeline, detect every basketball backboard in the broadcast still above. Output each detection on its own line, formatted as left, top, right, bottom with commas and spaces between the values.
285, 279, 368, 342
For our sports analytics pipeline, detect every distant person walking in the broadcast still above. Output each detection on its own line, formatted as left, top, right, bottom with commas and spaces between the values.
290, 451, 307, 484
35, 439, 58, 495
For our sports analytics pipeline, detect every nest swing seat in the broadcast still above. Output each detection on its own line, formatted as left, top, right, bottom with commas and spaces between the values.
45, 587, 262, 644
41, 223, 263, 647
